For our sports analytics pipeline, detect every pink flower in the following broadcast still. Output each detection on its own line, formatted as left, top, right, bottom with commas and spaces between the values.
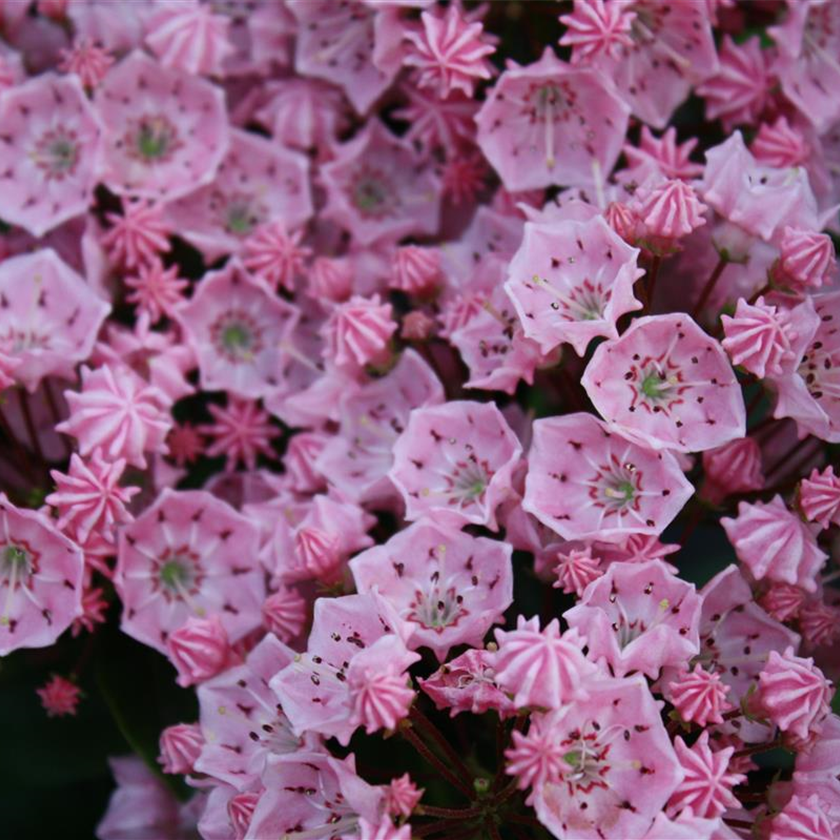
158, 722, 203, 775
565, 559, 703, 679
348, 637, 415, 734
701, 438, 764, 505
94, 50, 229, 201
760, 584, 807, 623
524, 412, 693, 543
391, 246, 441, 297
59, 38, 114, 88
58, 363, 172, 470
242, 221, 311, 294
636, 178, 707, 241
174, 260, 301, 400
582, 313, 746, 453
0, 494, 84, 655
403, 5, 495, 99
441, 152, 488, 205
721, 296, 798, 379
559, 0, 634, 64
420, 647, 516, 718
385, 773, 422, 818
351, 519, 513, 662
699, 132, 819, 244
668, 665, 732, 726
0, 74, 102, 237
769, 793, 839, 840
393, 84, 479, 156
283, 432, 328, 495
667, 732, 745, 819
261, 587, 307, 643
145, 0, 233, 77
755, 647, 833, 741
0, 249, 110, 392
47, 450, 139, 545
792, 714, 840, 823
308, 256, 354, 303
124, 258, 188, 324
492, 616, 597, 709
166, 423, 203, 468
696, 36, 768, 129
776, 226, 837, 291
389, 400, 522, 530
36, 674, 81, 717
722, 496, 827, 593
321, 120, 441, 246
103, 200, 172, 270
322, 294, 397, 373
356, 815, 411, 840
621, 126, 704, 183
530, 675, 684, 839
200, 398, 276, 472
115, 488, 265, 656
476, 48, 629, 192
167, 614, 233, 688
505, 717, 567, 791
800, 599, 840, 648
800, 466, 840, 528
505, 215, 643, 356
270, 592, 418, 745
287, 0, 397, 115
553, 545, 603, 597
751, 117, 810, 169
164, 129, 312, 262
194, 633, 302, 789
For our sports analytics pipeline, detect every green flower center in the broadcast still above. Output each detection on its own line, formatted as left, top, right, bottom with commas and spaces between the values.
159, 557, 194, 592
135, 116, 178, 161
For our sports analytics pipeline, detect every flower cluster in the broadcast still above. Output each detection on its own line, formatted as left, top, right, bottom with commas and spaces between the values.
0, 2, 838, 839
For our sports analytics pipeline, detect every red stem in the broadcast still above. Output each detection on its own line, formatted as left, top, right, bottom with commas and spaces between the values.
400, 724, 473, 799
692, 256, 728, 318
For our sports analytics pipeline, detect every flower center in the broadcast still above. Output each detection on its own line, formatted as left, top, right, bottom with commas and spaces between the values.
409, 585, 466, 630
449, 458, 490, 503
560, 730, 611, 794
210, 310, 264, 363
1, 544, 32, 582
349, 166, 396, 219
222, 193, 264, 237
128, 115, 182, 163
33, 128, 80, 180
590, 458, 641, 515
158, 556, 196, 592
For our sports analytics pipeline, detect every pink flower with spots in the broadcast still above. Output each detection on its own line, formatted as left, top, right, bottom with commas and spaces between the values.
174, 260, 300, 400
505, 215, 643, 356
420, 647, 516, 719
200, 399, 276, 472
524, 412, 693, 543
125, 258, 188, 324
696, 35, 769, 130
475, 48, 629, 192
582, 313, 746, 453
389, 400, 522, 530
668, 664, 732, 726
0, 74, 102, 237
103, 199, 172, 271
722, 496, 827, 593
321, 120, 441, 246
564, 559, 702, 679
59, 38, 114, 89
403, 5, 495, 99
58, 363, 172, 470
47, 450, 139, 544
721, 297, 799, 379
0, 494, 84, 656
164, 130, 312, 262
194, 633, 304, 790
492, 616, 597, 709
351, 519, 513, 662
145, 0, 233, 77
529, 674, 684, 839
322, 294, 397, 374
270, 592, 418, 745
800, 466, 840, 528
768, 793, 839, 840
94, 50, 229, 201
115, 488, 265, 656
559, 0, 635, 64
0, 249, 110, 392
667, 732, 745, 819
37, 674, 81, 717
242, 221, 312, 294
754, 647, 833, 741
792, 714, 840, 822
